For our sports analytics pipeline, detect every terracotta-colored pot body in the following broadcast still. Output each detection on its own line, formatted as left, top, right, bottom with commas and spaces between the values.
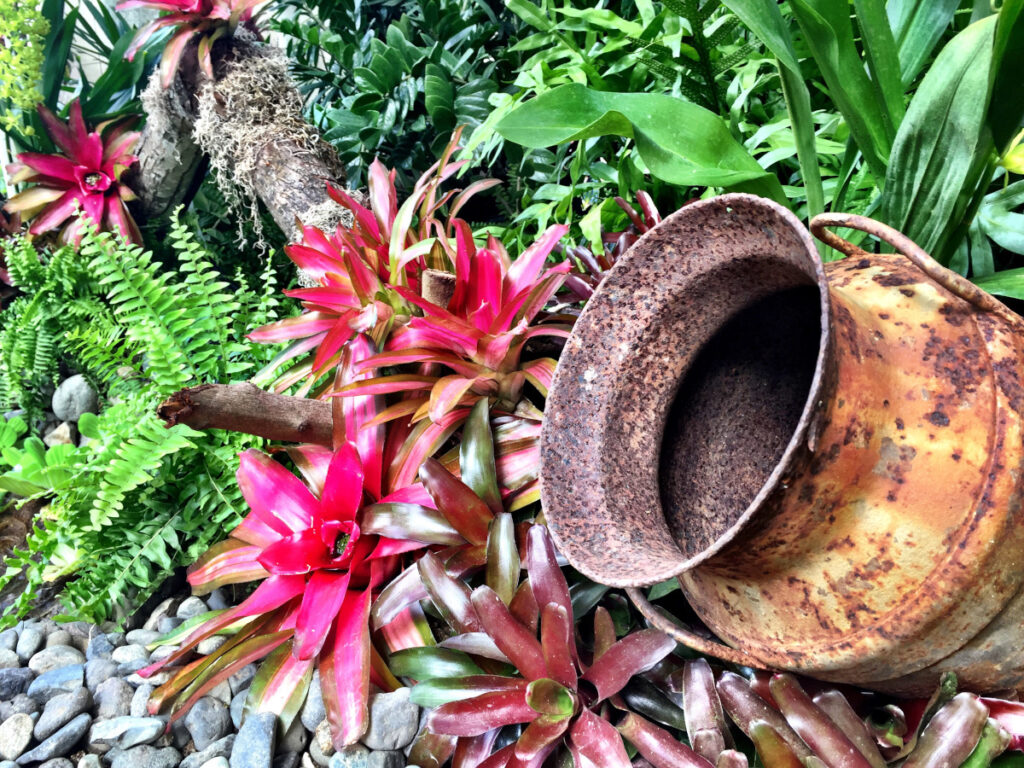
541, 194, 1024, 696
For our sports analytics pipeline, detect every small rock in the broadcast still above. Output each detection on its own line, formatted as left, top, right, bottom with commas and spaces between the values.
27, 666, 83, 705
124, 631, 159, 648
326, 746, 368, 768
207, 681, 232, 707
59, 625, 91, 655
176, 598, 208, 620
0, 761, 14, 768
43, 422, 77, 448
104, 633, 125, 649
279, 719, 307, 754
229, 691, 247, 731
313, 722, 333, 759
51, 376, 99, 422
130, 686, 153, 719
108, 745, 180, 768
76, 754, 99, 768
201, 759, 230, 768
299, 675, 324, 732
155, 618, 182, 636
28, 646, 86, 675
307, 737, 331, 768
16, 627, 43, 664
34, 688, 91, 741
147, 646, 177, 663
180, 735, 234, 768
0, 714, 34, 761
84, 636, 113, 663
206, 590, 231, 612
38, 758, 73, 768
110, 646, 147, 666
365, 753, 402, 768
44, 632, 71, 650
87, 717, 163, 751
184, 698, 231, 752
0, 631, 18, 653
142, 600, 176, 633
15, 713, 91, 765
94, 678, 133, 720
301, 754, 316, 768
273, 755, 299, 768
230, 712, 276, 768
196, 637, 226, 656
126, 671, 168, 688
0, 697, 37, 723
0, 651, 20, 670
360, 689, 418, 751
116, 660, 148, 679
228, 666, 256, 697
0, 670, 33, 700
83, 660, 117, 693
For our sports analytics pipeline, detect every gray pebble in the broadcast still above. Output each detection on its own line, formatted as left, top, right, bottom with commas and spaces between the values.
300, 754, 316, 768
84, 636, 113, 663
35, 688, 91, 741
129, 685, 153, 719
147, 646, 178, 663
273, 755, 299, 768
124, 631, 159, 648
44, 632, 71, 650
0, 671, 34, 702
104, 634, 125, 650
312, 721, 333, 762
196, 637, 227, 656
155, 617, 182, 636
94, 678, 133, 720
180, 735, 234, 768
116, 661, 149, 680
110, 646, 147, 666
229, 691, 247, 731
28, 647, 85, 675
38, 758, 73, 768
326, 746, 367, 768
206, 590, 231, 612
184, 698, 231, 751
26, 666, 83, 706
228, 666, 256, 697
16, 628, 43, 664
142, 599, 176, 633
279, 719, 307, 755
176, 598, 208, 620
229, 712, 276, 768
59, 625, 91, 655
360, 689, 418, 751
0, 714, 34, 761
0, 651, 20, 670
83, 661, 117, 693
108, 745, 180, 768
299, 675, 324, 732
76, 754, 99, 768
0, 761, 14, 768
201, 759, 230, 768
15, 712, 91, 765
0, 697, 38, 723
88, 716, 164, 751
307, 736, 331, 768
126, 671, 168, 688
51, 375, 99, 422
365, 753, 402, 768
207, 682, 232, 707
0, 631, 18, 653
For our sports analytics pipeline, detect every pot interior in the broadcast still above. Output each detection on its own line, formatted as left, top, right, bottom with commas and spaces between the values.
659, 281, 822, 558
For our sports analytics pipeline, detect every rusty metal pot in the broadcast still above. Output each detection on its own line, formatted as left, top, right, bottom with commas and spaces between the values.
541, 194, 1024, 696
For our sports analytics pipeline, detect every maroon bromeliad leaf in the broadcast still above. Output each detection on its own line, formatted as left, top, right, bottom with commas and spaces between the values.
419, 458, 492, 545
427, 684, 535, 737
417, 552, 482, 634
568, 708, 632, 768
242, 641, 315, 734
683, 658, 732, 762
470, 586, 547, 682
579, 629, 676, 704
617, 712, 713, 768
539, 604, 575, 690
320, 588, 374, 748
485, 513, 519, 606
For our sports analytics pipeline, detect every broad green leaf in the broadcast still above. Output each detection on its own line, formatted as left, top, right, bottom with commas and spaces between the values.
881, 16, 997, 262
973, 269, 1024, 300
486, 513, 519, 606
854, 0, 905, 125
389, 647, 484, 681
977, 180, 1024, 256
988, 0, 1024, 152
409, 675, 521, 708
460, 399, 501, 517
886, 0, 960, 83
496, 84, 787, 204
788, 0, 895, 179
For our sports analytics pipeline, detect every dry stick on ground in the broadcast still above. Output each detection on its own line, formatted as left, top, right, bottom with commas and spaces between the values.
158, 383, 334, 446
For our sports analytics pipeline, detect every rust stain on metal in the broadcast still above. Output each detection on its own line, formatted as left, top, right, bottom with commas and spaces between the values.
541, 195, 1024, 696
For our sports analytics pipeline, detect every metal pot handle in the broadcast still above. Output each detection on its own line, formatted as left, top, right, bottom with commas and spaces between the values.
626, 587, 773, 669
810, 213, 1007, 315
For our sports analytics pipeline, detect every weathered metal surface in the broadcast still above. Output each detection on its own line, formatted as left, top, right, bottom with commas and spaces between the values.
540, 194, 1024, 695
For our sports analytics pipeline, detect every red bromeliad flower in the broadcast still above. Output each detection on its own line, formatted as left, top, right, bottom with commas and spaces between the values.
138, 336, 439, 747
249, 131, 493, 395
119, 0, 265, 87
391, 526, 677, 768
4, 101, 141, 244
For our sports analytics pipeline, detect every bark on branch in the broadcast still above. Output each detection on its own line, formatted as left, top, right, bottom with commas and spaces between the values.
159, 383, 332, 446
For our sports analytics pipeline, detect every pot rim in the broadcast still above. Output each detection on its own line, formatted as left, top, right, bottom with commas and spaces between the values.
540, 193, 832, 587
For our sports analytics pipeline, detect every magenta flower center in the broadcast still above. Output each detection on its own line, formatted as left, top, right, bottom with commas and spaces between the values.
75, 166, 112, 194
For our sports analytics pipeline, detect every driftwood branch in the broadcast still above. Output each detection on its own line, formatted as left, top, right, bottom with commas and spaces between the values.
159, 383, 332, 446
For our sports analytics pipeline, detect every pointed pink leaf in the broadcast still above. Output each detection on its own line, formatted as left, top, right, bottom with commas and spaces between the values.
293, 570, 351, 660
323, 588, 373, 747
242, 640, 315, 733
418, 551, 482, 633
505, 224, 568, 297
248, 312, 337, 343
420, 457, 492, 545
524, 525, 573, 629
187, 539, 268, 593
237, 450, 317, 534
16, 152, 75, 181
471, 586, 547, 681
